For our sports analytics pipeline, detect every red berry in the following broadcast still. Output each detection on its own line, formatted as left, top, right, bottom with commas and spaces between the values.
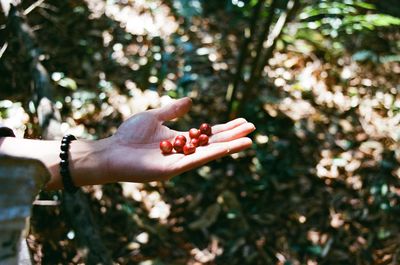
189, 128, 201, 139
198, 134, 209, 146
173, 139, 185, 153
175, 135, 187, 144
183, 143, 196, 155
160, 140, 173, 154
190, 138, 199, 147
199, 123, 212, 136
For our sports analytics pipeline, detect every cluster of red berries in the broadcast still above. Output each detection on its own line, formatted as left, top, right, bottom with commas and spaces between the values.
160, 123, 212, 155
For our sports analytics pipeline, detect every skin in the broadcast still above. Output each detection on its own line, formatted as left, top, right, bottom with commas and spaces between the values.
0, 97, 255, 190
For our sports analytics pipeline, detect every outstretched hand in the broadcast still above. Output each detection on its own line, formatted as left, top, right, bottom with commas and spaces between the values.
104, 97, 255, 183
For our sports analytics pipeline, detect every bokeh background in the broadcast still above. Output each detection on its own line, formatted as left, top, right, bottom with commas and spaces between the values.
1, 0, 400, 264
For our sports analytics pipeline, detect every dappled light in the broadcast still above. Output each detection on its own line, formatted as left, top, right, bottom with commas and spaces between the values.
1, 0, 400, 264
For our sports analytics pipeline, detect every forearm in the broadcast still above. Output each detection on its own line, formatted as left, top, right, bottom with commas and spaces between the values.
0, 137, 111, 190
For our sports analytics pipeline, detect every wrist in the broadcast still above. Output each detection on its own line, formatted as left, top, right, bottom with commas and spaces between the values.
67, 137, 112, 188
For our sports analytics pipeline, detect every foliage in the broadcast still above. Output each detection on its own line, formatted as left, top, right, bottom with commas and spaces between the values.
1, 0, 399, 264
295, 0, 400, 59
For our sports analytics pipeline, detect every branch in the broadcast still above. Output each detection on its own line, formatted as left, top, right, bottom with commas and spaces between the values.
226, 0, 266, 117
238, 0, 299, 116
247, 0, 297, 92
247, 0, 279, 87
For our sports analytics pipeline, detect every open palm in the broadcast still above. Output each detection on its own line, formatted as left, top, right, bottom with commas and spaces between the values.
106, 98, 255, 183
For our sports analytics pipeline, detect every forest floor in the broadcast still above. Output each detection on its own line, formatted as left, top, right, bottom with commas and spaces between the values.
0, 0, 399, 264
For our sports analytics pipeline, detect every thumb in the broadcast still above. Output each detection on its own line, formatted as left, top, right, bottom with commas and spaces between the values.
154, 97, 192, 122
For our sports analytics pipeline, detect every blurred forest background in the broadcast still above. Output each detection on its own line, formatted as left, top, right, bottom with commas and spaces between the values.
1, 0, 400, 264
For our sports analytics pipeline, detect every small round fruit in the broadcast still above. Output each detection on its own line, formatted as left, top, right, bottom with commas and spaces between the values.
175, 135, 187, 144
189, 128, 201, 139
160, 140, 173, 154
173, 139, 185, 153
190, 138, 199, 147
183, 143, 196, 155
199, 123, 212, 136
198, 134, 209, 146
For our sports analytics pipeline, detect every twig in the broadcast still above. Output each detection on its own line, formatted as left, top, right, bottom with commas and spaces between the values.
0, 42, 8, 58
32, 200, 60, 206
23, 0, 45, 15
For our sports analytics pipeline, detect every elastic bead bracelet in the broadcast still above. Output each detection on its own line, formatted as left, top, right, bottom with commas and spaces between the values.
59, 134, 78, 193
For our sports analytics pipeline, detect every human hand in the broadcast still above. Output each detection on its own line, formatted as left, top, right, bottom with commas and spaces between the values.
102, 97, 255, 183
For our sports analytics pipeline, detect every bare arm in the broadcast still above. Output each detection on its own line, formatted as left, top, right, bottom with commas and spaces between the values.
0, 98, 255, 190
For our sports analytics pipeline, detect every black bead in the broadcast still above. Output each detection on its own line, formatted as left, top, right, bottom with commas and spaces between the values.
61, 142, 69, 151
66, 134, 76, 141
60, 159, 69, 167
60, 134, 78, 193
59, 151, 68, 160
60, 167, 69, 176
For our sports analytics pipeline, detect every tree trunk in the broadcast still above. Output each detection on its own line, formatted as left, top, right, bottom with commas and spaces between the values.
247, 0, 279, 87
227, 0, 266, 118
5, 4, 113, 264
248, 0, 298, 90
7, 5, 62, 139
239, 0, 299, 116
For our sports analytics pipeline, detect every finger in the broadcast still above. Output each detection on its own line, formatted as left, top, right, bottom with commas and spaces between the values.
211, 118, 247, 134
173, 120, 254, 144
173, 118, 248, 138
209, 122, 255, 143
154, 97, 192, 122
174, 137, 253, 173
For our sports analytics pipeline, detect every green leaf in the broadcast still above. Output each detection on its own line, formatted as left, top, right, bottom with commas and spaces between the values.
365, 14, 400, 26
353, 1, 375, 10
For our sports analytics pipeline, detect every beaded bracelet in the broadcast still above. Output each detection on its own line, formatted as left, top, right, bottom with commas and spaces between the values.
59, 134, 78, 193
